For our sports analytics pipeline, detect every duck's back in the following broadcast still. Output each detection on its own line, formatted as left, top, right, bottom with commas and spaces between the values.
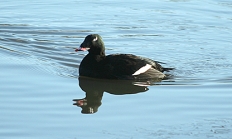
101, 54, 165, 80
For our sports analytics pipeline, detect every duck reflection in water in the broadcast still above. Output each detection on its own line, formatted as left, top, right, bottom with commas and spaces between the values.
73, 77, 162, 114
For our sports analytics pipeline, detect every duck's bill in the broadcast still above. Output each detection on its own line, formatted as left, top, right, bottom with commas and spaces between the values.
75, 47, 90, 52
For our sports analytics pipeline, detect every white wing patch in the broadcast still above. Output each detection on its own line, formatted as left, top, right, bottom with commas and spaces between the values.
132, 64, 152, 76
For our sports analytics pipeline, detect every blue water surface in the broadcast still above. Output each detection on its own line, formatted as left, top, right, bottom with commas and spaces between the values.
1, 0, 232, 139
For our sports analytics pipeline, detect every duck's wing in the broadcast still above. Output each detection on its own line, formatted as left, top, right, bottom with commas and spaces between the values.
103, 54, 165, 80
134, 55, 174, 72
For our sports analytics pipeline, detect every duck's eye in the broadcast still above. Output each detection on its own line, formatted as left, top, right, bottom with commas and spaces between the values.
93, 36, 98, 42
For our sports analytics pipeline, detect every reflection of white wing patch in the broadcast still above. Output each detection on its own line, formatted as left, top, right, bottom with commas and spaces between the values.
132, 64, 152, 75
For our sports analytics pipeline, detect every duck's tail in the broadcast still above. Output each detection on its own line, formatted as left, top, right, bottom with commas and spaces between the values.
162, 67, 175, 72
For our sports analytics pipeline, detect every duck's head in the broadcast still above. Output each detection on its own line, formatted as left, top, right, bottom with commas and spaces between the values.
75, 34, 105, 55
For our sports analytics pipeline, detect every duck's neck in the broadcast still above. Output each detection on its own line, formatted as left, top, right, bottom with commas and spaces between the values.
88, 44, 106, 56
86, 53, 105, 62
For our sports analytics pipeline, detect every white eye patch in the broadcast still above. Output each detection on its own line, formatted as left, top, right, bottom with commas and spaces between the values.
93, 36, 98, 42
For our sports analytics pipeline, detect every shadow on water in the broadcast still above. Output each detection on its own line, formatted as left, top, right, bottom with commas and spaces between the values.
73, 77, 164, 114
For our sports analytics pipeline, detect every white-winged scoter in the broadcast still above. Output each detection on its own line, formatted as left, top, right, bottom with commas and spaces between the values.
75, 34, 173, 80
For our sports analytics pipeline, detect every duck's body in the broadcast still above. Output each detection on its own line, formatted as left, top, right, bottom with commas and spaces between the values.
76, 34, 173, 80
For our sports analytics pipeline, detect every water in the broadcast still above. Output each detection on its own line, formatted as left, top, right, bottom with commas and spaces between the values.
1, 0, 232, 138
